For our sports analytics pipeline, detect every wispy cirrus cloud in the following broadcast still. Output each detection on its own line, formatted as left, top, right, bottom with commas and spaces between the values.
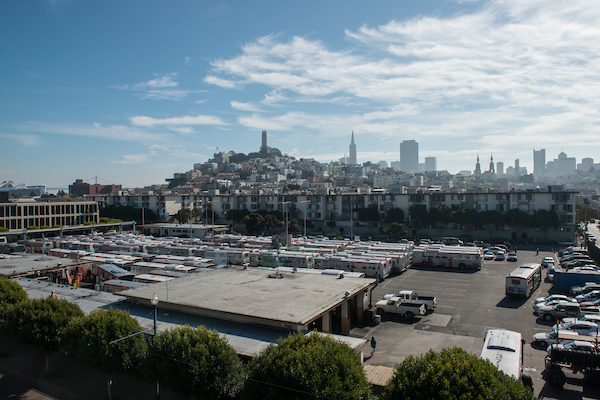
230, 101, 263, 112
0, 132, 41, 146
14, 122, 171, 143
130, 114, 226, 127
114, 73, 201, 101
112, 153, 153, 164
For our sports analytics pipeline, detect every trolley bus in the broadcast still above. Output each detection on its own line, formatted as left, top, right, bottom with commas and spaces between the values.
412, 244, 483, 269
505, 263, 542, 297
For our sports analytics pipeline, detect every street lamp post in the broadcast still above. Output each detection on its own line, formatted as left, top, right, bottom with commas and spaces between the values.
150, 293, 160, 400
282, 201, 291, 250
300, 200, 310, 238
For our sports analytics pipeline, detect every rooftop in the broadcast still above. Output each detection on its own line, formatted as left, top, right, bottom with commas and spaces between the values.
120, 267, 376, 326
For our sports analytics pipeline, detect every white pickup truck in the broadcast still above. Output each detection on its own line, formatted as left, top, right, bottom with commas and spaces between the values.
383, 290, 437, 311
375, 297, 427, 319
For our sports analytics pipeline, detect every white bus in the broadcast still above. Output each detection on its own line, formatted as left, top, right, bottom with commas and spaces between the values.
505, 263, 542, 297
480, 329, 524, 379
412, 244, 483, 270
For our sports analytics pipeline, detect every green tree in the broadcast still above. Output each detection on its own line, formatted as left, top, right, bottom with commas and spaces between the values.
4, 297, 83, 372
148, 325, 245, 399
409, 205, 429, 228
226, 209, 251, 223
243, 333, 371, 400
191, 208, 203, 222
505, 208, 530, 227
452, 207, 478, 229
0, 227, 8, 232
244, 213, 266, 235
177, 208, 191, 224
530, 209, 560, 229
63, 308, 148, 399
288, 219, 301, 233
0, 278, 28, 328
384, 207, 405, 223
381, 347, 534, 400
429, 205, 452, 229
358, 205, 380, 223
0, 277, 28, 307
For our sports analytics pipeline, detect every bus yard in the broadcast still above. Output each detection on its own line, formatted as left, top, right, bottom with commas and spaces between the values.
2, 232, 599, 398
363, 247, 600, 399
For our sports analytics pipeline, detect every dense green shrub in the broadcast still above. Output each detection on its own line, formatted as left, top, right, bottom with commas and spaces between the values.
242, 332, 372, 400
381, 347, 535, 400
63, 308, 147, 374
0, 278, 28, 306
148, 325, 245, 399
0, 278, 29, 329
4, 297, 83, 353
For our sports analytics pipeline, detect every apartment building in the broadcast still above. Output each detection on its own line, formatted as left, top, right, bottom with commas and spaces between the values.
87, 187, 576, 230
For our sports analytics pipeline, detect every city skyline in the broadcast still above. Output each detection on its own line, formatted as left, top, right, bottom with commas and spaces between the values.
2, 0, 600, 188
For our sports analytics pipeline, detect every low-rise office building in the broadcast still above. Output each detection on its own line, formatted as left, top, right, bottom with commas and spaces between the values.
0, 200, 99, 231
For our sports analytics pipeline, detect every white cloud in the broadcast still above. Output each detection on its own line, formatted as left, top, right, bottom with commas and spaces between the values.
204, 75, 239, 89
230, 101, 263, 112
202, 0, 600, 171
130, 115, 226, 127
0, 132, 40, 146
112, 154, 152, 164
15, 122, 170, 143
113, 73, 200, 101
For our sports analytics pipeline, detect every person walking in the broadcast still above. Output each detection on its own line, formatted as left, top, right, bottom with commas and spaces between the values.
370, 337, 377, 357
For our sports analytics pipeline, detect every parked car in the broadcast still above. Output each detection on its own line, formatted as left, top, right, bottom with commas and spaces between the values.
495, 252, 506, 261
570, 266, 600, 273
535, 294, 575, 305
571, 283, 600, 296
534, 298, 577, 313
484, 252, 495, 260
561, 314, 600, 327
551, 320, 599, 335
579, 298, 600, 308
547, 267, 555, 283
576, 290, 600, 302
546, 340, 599, 356
507, 252, 518, 262
542, 257, 554, 268
532, 330, 577, 347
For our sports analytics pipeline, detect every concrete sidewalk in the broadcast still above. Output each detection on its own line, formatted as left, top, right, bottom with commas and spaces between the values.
0, 333, 188, 400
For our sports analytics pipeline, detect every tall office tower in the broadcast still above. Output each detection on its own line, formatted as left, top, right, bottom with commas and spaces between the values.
489, 154, 495, 173
497, 162, 504, 175
474, 155, 481, 175
533, 148, 545, 177
348, 131, 357, 165
400, 140, 419, 173
261, 131, 268, 154
514, 159, 520, 176
424, 156, 437, 172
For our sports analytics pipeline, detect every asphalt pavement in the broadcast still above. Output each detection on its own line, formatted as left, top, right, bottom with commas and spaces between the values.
355, 246, 600, 400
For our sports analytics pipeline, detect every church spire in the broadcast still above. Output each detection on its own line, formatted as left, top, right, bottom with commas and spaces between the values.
474, 154, 481, 175
489, 154, 495, 173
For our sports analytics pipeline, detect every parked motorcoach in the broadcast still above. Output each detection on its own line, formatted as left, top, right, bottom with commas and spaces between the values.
506, 263, 542, 297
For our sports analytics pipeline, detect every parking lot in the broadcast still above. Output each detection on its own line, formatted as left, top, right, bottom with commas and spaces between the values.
353, 247, 600, 399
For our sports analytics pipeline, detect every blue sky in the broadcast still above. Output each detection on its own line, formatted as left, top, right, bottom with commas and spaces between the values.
1, 0, 599, 188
